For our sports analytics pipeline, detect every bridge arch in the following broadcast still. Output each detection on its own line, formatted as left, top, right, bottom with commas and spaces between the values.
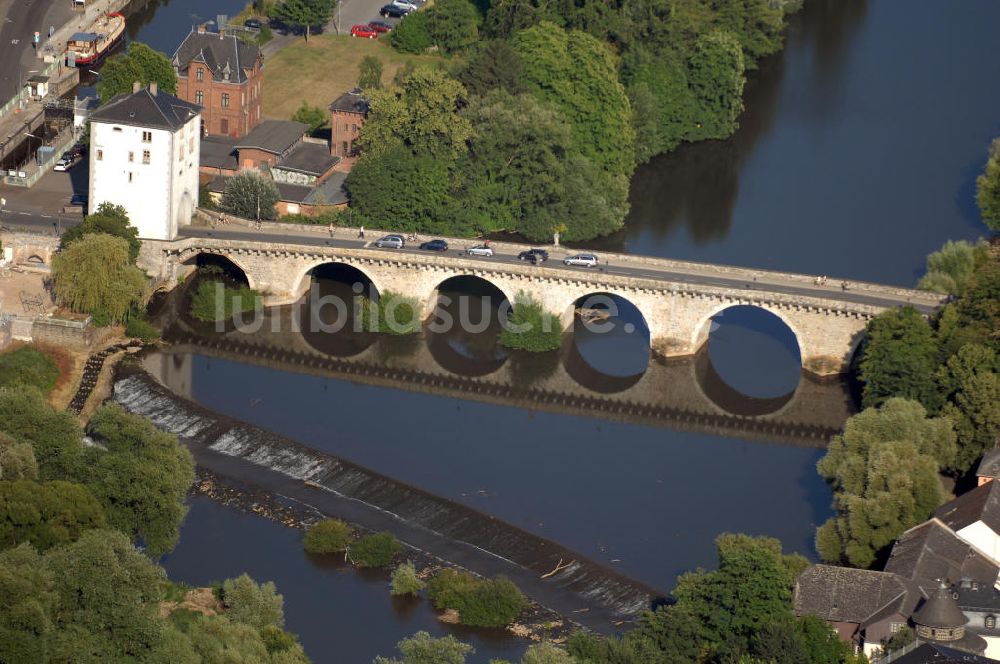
425, 275, 511, 378
181, 251, 255, 289
691, 302, 803, 365
293, 260, 384, 302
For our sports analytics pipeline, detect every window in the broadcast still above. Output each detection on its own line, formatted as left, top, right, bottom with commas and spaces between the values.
142, 131, 152, 142
987, 616, 997, 629
189, 137, 195, 152
222, 93, 230, 108
221, 118, 229, 135
128, 151, 134, 163
180, 144, 185, 160
352, 124, 357, 132
112, 126, 122, 132
195, 90, 204, 104
128, 172, 133, 183
342, 141, 348, 156
890, 623, 904, 633
142, 150, 150, 164
343, 123, 348, 131
96, 149, 103, 161
196, 68, 204, 82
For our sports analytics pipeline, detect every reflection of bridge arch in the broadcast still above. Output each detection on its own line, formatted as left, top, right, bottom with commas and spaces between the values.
692, 348, 799, 418
179, 250, 255, 290
425, 275, 510, 378
295, 260, 384, 300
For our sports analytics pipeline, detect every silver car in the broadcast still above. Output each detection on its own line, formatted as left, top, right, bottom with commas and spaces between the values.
466, 245, 494, 257
374, 234, 405, 249
563, 253, 599, 267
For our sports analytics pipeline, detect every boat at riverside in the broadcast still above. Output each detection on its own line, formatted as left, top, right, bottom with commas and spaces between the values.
65, 12, 126, 67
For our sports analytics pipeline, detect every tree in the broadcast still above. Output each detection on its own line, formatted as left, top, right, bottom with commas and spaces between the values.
303, 518, 352, 554
358, 55, 384, 90
622, 45, 699, 162
816, 398, 956, 567
512, 23, 635, 176
0, 480, 107, 551
97, 42, 177, 102
389, 10, 433, 53
427, 0, 481, 54
858, 306, 941, 411
222, 574, 286, 631
390, 561, 425, 596
918, 239, 984, 295
456, 40, 523, 96
945, 254, 1000, 356
713, 0, 786, 66
0, 388, 85, 481
291, 101, 327, 133
0, 543, 55, 663
221, 170, 280, 221
521, 642, 574, 664
426, 569, 526, 627
499, 293, 564, 352
271, 0, 335, 40
631, 605, 701, 663
0, 346, 60, 393
60, 202, 141, 263
51, 233, 147, 326
937, 344, 1000, 472
349, 531, 403, 567
976, 137, 1000, 232
687, 30, 746, 140
82, 404, 195, 556
0, 433, 38, 480
375, 630, 473, 664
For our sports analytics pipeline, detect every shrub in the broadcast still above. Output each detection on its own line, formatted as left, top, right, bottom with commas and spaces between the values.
360, 291, 421, 335
190, 280, 260, 322
426, 569, 526, 627
389, 11, 432, 53
221, 574, 285, 630
349, 531, 403, 567
499, 293, 563, 352
124, 316, 160, 341
303, 518, 352, 554
0, 346, 60, 393
390, 561, 425, 596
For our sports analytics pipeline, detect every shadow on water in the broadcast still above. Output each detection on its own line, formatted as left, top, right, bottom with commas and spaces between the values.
563, 293, 650, 393
425, 277, 509, 378
299, 264, 378, 358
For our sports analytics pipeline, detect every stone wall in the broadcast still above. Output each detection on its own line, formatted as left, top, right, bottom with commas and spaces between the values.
9, 316, 92, 349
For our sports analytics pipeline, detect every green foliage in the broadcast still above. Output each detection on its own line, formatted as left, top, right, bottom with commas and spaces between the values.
977, 138, 1000, 232
124, 316, 160, 341
917, 239, 984, 295
816, 398, 955, 567
60, 202, 141, 264
687, 30, 746, 140
456, 40, 523, 96
303, 518, 352, 554
426, 0, 482, 54
0, 388, 85, 481
52, 233, 147, 325
859, 306, 941, 411
222, 574, 286, 631
97, 42, 177, 102
713, 0, 787, 66
0, 346, 60, 393
426, 569, 527, 627
622, 45, 699, 163
0, 480, 107, 551
883, 625, 915, 653
271, 0, 335, 39
292, 101, 327, 133
199, 184, 217, 210
512, 23, 635, 176
943, 253, 1000, 356
359, 55, 384, 90
389, 11, 433, 53
937, 344, 1000, 472
190, 279, 261, 322
374, 630, 473, 664
361, 291, 422, 334
222, 170, 280, 220
0, 433, 39, 481
499, 293, 563, 352
349, 531, 403, 567
82, 404, 195, 557
0, 543, 55, 663
390, 561, 425, 596
521, 642, 574, 664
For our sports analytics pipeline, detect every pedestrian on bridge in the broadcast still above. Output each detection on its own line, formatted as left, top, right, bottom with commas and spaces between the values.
358, 225, 365, 239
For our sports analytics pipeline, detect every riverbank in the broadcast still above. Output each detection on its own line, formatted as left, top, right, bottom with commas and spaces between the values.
113, 362, 662, 633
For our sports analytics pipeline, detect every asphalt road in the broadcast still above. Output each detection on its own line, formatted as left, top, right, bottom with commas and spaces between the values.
0, 207, 81, 235
0, 0, 74, 102
178, 226, 940, 314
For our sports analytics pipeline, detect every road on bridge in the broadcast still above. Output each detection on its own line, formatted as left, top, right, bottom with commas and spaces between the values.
0, 0, 74, 102
177, 224, 943, 315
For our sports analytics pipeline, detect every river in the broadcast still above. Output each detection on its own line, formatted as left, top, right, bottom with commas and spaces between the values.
135, 1, 1000, 662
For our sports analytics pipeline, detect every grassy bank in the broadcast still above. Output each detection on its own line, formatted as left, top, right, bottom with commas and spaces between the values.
262, 34, 443, 120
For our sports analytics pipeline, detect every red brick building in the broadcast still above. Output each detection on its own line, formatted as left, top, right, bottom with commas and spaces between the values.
328, 88, 368, 170
172, 28, 263, 138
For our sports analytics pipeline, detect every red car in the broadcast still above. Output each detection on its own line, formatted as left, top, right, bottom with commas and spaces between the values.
351, 24, 379, 38
367, 20, 393, 33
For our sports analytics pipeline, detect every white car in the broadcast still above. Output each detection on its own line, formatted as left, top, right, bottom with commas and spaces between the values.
53, 156, 75, 172
563, 253, 599, 267
466, 245, 494, 257
392, 0, 419, 10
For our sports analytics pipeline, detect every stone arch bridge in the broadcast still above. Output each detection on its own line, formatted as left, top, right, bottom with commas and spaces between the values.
139, 231, 944, 376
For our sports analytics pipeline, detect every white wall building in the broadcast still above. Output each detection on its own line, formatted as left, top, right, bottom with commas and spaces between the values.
89, 82, 202, 240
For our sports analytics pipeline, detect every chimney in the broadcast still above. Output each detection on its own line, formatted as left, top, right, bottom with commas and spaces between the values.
150, 81, 158, 96
132, 80, 141, 93
197, 23, 206, 34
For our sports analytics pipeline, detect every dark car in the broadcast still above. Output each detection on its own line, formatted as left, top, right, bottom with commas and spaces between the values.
70, 193, 88, 207
379, 4, 408, 17
368, 20, 393, 32
244, 18, 263, 29
419, 239, 449, 251
518, 248, 549, 263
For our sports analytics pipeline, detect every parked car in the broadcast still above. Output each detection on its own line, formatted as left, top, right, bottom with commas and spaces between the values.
244, 18, 263, 29
379, 3, 409, 16
367, 20, 393, 33
351, 24, 379, 38
518, 248, 549, 263
392, 0, 420, 10
375, 234, 405, 248
563, 253, 599, 267
419, 239, 449, 251
70, 193, 88, 209
53, 154, 76, 171
466, 245, 494, 257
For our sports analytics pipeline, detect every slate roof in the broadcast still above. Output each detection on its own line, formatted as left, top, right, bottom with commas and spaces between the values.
274, 143, 339, 177
200, 135, 239, 171
235, 120, 307, 155
891, 643, 1000, 664
793, 565, 908, 624
304, 172, 348, 206
90, 87, 201, 132
914, 584, 970, 628
935, 481, 1000, 535
328, 88, 368, 114
977, 446, 1000, 479
953, 579, 1000, 612
274, 182, 314, 204
884, 520, 1000, 594
172, 30, 260, 84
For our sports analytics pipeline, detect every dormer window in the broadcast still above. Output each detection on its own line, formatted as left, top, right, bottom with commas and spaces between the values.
197, 68, 204, 82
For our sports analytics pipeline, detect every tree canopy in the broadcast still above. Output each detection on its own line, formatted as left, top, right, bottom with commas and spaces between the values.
97, 42, 177, 102
221, 170, 280, 221
271, 0, 336, 40
0, 480, 107, 551
976, 137, 1000, 232
858, 306, 941, 411
59, 202, 141, 263
51, 233, 147, 326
